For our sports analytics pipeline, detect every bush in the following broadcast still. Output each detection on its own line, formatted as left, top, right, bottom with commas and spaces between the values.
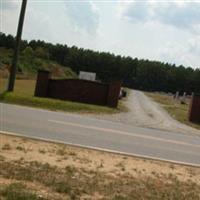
0, 183, 44, 200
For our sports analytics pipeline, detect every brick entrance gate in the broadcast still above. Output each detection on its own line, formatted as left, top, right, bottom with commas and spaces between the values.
35, 70, 121, 108
189, 94, 200, 123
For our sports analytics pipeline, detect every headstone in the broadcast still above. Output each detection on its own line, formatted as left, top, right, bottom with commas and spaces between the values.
182, 92, 186, 102
175, 91, 179, 100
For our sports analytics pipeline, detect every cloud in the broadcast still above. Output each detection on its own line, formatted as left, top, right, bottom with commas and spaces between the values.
120, 1, 200, 33
1, 0, 21, 34
159, 37, 200, 68
119, 1, 151, 22
64, 1, 99, 35
188, 36, 200, 54
22, 2, 76, 44
1, 0, 20, 10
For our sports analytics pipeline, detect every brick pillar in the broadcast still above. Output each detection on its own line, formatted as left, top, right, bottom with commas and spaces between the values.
107, 81, 121, 108
188, 93, 200, 123
34, 70, 51, 97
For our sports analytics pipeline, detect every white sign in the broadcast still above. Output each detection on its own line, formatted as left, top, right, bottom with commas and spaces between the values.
79, 71, 96, 81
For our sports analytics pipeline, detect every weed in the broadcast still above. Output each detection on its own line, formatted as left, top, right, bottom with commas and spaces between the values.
97, 162, 104, 169
2, 143, 11, 150
115, 162, 125, 171
68, 151, 77, 156
112, 195, 127, 200
38, 149, 46, 154
65, 165, 76, 176
169, 164, 175, 170
0, 182, 45, 200
16, 146, 26, 152
53, 182, 71, 194
56, 147, 66, 156
0, 155, 5, 161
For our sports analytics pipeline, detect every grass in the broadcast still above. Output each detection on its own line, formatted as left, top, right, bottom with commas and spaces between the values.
2, 143, 11, 150
0, 183, 45, 200
0, 79, 126, 114
0, 160, 199, 200
0, 77, 8, 93
1, 133, 200, 200
145, 92, 200, 130
16, 146, 26, 152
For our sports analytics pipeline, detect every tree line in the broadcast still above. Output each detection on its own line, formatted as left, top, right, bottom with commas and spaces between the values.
0, 32, 199, 94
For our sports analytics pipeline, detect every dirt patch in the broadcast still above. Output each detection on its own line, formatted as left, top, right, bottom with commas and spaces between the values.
0, 133, 200, 199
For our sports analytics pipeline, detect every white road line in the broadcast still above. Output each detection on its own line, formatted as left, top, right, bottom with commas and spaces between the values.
49, 119, 200, 148
1, 130, 200, 168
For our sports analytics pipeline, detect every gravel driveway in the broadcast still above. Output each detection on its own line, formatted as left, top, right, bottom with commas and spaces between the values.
88, 90, 200, 135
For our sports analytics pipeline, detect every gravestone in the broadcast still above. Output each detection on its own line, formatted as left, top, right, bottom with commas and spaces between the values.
175, 91, 179, 100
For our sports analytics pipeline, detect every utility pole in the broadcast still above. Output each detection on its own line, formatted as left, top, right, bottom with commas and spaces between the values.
7, 0, 27, 91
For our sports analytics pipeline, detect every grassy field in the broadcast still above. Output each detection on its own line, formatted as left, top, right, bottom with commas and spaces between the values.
0, 133, 200, 200
0, 78, 127, 114
146, 92, 200, 130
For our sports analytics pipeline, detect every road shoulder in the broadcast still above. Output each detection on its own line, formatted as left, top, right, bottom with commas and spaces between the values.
0, 133, 200, 199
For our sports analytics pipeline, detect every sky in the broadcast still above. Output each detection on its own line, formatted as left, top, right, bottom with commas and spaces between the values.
1, 0, 200, 69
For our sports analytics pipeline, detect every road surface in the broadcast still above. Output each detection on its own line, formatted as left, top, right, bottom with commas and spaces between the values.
0, 103, 200, 166
86, 90, 200, 135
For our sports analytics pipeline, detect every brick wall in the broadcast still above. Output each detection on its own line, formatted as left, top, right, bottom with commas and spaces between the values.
35, 70, 121, 108
48, 79, 108, 105
188, 94, 200, 123
34, 70, 50, 97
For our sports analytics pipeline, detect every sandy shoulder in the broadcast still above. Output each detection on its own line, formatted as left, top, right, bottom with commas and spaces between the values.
0, 133, 199, 185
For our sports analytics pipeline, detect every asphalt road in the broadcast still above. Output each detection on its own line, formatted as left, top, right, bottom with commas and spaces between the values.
0, 103, 200, 167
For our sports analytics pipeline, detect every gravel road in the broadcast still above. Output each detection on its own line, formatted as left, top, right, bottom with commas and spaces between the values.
88, 90, 200, 135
